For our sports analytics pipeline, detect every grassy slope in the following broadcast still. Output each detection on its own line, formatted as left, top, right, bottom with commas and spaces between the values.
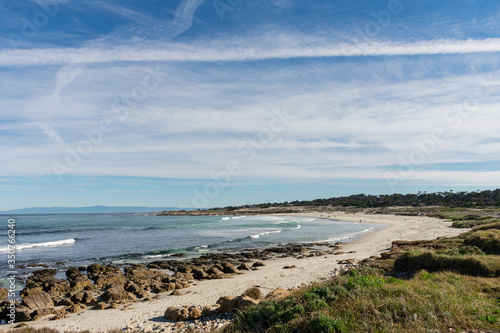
224, 217, 500, 333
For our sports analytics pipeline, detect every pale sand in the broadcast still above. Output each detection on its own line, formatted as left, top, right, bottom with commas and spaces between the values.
9, 212, 468, 331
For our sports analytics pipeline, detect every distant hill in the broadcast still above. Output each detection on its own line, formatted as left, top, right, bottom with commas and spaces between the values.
0, 206, 184, 215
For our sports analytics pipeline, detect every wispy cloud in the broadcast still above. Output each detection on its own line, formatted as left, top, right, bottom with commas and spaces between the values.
1, 38, 500, 67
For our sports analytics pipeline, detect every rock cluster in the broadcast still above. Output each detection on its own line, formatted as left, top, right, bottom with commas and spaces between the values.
0, 242, 339, 323
163, 286, 291, 328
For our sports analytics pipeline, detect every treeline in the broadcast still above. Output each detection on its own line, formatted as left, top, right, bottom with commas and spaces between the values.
227, 189, 500, 209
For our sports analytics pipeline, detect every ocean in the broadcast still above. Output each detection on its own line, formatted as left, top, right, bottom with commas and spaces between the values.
0, 214, 385, 289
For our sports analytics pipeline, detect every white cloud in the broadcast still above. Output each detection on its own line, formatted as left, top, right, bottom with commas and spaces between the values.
2, 38, 500, 67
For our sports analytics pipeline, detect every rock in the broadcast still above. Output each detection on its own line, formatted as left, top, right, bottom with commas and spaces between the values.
252, 261, 265, 268
216, 296, 235, 314
66, 303, 86, 313
283, 265, 297, 269
32, 307, 55, 318
14, 306, 32, 322
101, 287, 136, 303
241, 287, 261, 300
57, 298, 74, 307
265, 288, 291, 300
0, 288, 8, 300
237, 263, 250, 271
222, 263, 239, 274
164, 306, 203, 321
192, 268, 209, 280
50, 309, 67, 321
87, 264, 126, 288
94, 302, 106, 310
108, 303, 119, 309
229, 296, 259, 311
14, 323, 29, 328
22, 290, 54, 310
338, 259, 355, 265
170, 290, 183, 296
65, 267, 92, 291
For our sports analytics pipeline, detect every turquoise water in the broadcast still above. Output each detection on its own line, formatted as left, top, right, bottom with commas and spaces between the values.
0, 214, 385, 287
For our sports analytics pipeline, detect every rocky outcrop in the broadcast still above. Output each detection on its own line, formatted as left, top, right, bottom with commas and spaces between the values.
21, 290, 54, 310
100, 287, 136, 303
164, 306, 203, 321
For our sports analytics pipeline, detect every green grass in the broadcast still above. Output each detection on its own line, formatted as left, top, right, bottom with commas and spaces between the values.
393, 250, 500, 277
225, 268, 500, 333
464, 229, 500, 254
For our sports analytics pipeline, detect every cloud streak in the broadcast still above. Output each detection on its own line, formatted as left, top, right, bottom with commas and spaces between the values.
2, 38, 500, 67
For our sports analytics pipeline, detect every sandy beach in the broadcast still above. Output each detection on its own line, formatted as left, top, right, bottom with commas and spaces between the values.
6, 212, 468, 332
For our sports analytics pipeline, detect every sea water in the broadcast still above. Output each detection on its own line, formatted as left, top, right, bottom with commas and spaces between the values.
0, 213, 386, 289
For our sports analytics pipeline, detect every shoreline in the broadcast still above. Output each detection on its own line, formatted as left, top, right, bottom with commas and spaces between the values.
4, 212, 468, 332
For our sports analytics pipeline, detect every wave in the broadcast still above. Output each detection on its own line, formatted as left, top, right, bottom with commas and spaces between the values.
0, 238, 76, 252
250, 230, 282, 239
221, 217, 230, 220
231, 216, 246, 219
321, 227, 374, 243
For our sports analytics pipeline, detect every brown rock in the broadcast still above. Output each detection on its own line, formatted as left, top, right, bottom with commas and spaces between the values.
283, 265, 297, 269
22, 290, 54, 310
14, 306, 32, 322
101, 287, 136, 303
32, 307, 55, 318
252, 261, 265, 268
170, 290, 183, 296
237, 263, 250, 271
93, 302, 106, 310
216, 296, 235, 314
0, 288, 8, 300
50, 309, 67, 321
265, 288, 291, 300
229, 296, 259, 311
66, 303, 86, 313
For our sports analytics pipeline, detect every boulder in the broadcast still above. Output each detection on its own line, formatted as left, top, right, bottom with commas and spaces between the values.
222, 264, 239, 274
66, 303, 86, 313
65, 267, 92, 290
216, 295, 259, 314
0, 288, 8, 300
22, 290, 54, 310
192, 268, 208, 280
31, 307, 55, 321
101, 287, 136, 303
252, 261, 265, 268
164, 306, 202, 321
237, 263, 250, 271
14, 306, 32, 322
265, 288, 291, 300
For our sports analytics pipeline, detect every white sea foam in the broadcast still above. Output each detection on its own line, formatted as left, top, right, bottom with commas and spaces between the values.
221, 217, 230, 220
322, 227, 374, 243
141, 254, 165, 259
250, 230, 282, 239
0, 238, 76, 252
231, 216, 246, 219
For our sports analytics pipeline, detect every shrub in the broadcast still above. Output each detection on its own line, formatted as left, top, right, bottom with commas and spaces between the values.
393, 251, 498, 276
241, 287, 262, 300
464, 230, 500, 254
308, 313, 346, 332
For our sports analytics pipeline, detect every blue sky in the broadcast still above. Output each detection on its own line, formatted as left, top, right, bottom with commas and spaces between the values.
1, 0, 500, 210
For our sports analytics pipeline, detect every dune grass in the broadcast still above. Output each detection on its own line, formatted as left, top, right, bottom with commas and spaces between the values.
225, 267, 500, 333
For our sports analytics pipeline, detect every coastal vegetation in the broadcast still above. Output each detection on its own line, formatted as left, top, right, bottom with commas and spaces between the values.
224, 219, 500, 333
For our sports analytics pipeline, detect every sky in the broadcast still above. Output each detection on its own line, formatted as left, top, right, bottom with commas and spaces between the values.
1, 0, 500, 210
